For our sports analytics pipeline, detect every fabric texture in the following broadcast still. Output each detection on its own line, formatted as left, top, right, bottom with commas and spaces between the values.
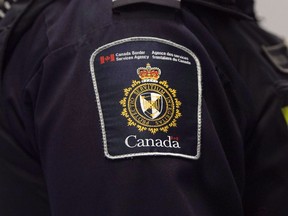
0, 0, 287, 215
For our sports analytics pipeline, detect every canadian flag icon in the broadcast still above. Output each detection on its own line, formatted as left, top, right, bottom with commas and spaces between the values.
100, 54, 115, 64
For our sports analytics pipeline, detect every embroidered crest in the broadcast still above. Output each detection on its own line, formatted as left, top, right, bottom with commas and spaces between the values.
120, 63, 181, 134
90, 37, 202, 160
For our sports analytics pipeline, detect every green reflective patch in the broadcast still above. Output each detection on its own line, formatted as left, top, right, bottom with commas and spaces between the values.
282, 106, 288, 125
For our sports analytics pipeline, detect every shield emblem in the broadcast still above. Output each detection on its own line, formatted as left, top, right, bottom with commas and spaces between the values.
140, 92, 163, 119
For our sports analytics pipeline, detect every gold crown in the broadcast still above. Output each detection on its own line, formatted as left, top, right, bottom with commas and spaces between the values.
137, 63, 161, 83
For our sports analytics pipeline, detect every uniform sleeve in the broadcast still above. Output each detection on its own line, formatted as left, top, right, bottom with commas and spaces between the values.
203, 17, 288, 214
21, 5, 248, 215
0, 12, 51, 216
3, 2, 288, 216
182, 9, 288, 215
242, 41, 288, 215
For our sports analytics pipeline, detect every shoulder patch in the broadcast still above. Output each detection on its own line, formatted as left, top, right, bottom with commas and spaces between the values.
90, 37, 202, 160
263, 43, 288, 74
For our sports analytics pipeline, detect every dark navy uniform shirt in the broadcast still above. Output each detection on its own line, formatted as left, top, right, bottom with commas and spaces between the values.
0, 0, 288, 215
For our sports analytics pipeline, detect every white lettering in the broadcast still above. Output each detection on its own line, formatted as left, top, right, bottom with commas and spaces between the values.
137, 138, 145, 147
125, 135, 137, 148
172, 141, 181, 148
132, 51, 145, 55
145, 139, 155, 147
152, 51, 166, 56
125, 135, 181, 149
134, 55, 149, 60
163, 136, 172, 148
116, 52, 131, 57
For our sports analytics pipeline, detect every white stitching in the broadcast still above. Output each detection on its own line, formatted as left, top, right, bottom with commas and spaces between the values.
0, 0, 18, 19
4, 1, 11, 10
0, 9, 5, 18
90, 37, 202, 160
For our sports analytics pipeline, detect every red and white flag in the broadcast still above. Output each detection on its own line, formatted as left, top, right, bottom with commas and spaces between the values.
100, 54, 115, 64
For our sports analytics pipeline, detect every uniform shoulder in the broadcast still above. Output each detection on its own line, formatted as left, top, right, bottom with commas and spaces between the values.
43, 0, 111, 51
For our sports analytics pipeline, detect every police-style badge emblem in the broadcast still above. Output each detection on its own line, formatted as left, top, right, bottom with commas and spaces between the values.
90, 37, 202, 160
120, 63, 182, 134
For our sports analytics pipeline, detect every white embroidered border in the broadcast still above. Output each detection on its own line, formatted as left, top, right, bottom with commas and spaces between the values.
90, 37, 202, 160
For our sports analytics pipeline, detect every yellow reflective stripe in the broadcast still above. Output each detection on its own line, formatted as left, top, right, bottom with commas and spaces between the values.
282, 106, 288, 125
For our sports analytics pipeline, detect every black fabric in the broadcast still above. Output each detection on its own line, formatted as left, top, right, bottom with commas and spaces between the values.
0, 0, 33, 82
183, 0, 254, 19
187, 6, 288, 215
113, 0, 181, 9
0, 0, 287, 216
0, 1, 53, 215
0, 0, 54, 86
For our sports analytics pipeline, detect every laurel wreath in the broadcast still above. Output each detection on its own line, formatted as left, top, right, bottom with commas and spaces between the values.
120, 80, 182, 134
